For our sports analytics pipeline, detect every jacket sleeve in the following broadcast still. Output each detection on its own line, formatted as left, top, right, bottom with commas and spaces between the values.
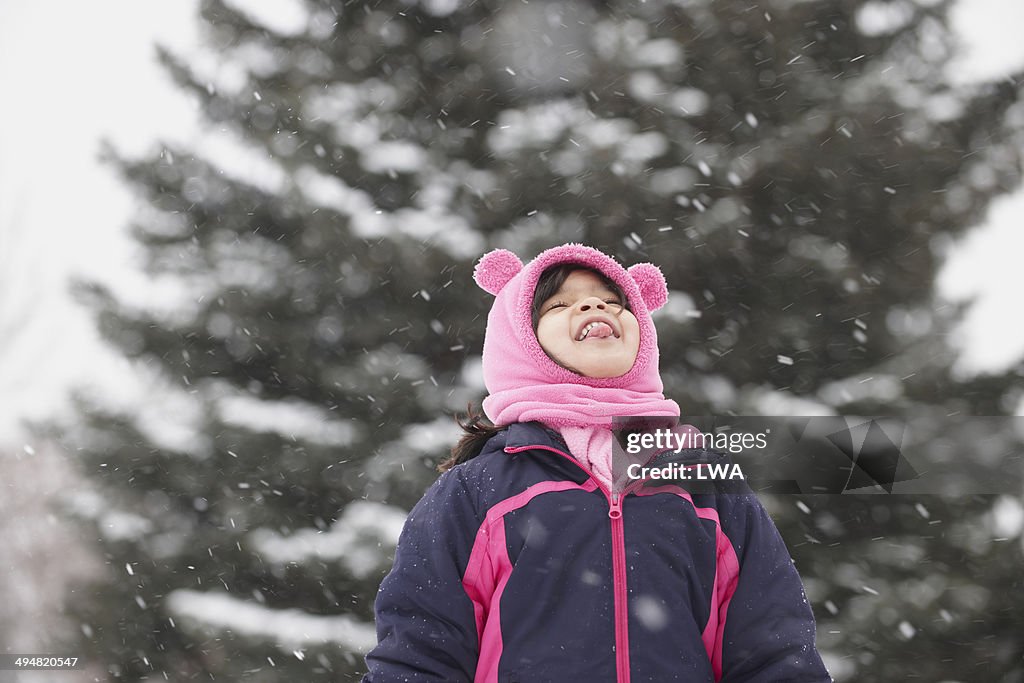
717, 491, 832, 682
362, 466, 483, 682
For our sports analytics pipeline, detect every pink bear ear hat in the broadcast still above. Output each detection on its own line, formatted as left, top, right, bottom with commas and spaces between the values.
473, 243, 680, 428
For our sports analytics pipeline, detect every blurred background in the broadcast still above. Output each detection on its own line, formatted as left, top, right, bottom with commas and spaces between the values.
2, 0, 1024, 680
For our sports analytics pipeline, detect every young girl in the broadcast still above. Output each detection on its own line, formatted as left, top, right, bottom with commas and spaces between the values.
362, 243, 831, 682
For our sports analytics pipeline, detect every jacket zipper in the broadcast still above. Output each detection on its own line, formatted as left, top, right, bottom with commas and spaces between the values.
607, 491, 629, 683
504, 443, 634, 683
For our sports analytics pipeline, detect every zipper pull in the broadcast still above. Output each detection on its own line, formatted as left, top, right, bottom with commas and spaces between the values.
608, 492, 622, 519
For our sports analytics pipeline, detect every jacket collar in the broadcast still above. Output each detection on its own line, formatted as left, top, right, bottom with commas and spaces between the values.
503, 421, 592, 484
505, 420, 565, 450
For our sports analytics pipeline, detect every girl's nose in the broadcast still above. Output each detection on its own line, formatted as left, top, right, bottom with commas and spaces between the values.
578, 297, 608, 312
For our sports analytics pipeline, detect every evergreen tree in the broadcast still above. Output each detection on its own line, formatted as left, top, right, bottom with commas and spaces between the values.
35, 0, 1024, 680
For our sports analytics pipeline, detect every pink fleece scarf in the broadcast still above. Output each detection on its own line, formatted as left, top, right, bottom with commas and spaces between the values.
473, 243, 680, 488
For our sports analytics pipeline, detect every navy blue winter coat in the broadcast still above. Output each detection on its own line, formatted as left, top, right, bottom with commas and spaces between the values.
363, 421, 831, 682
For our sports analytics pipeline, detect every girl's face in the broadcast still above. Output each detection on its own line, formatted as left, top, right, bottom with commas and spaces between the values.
535, 270, 641, 378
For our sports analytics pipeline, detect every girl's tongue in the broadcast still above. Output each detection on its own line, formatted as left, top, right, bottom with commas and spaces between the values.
582, 322, 614, 340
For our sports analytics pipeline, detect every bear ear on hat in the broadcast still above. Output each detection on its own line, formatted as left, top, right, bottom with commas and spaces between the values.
474, 248, 524, 295
627, 263, 669, 311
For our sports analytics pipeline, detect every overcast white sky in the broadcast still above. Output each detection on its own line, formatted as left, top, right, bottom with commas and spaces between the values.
1, 0, 1024, 445
0, 0, 201, 446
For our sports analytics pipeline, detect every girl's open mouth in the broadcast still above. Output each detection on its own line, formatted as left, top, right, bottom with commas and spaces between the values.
577, 320, 617, 341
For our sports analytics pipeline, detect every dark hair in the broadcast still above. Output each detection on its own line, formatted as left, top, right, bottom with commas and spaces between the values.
439, 262, 631, 472
438, 403, 503, 472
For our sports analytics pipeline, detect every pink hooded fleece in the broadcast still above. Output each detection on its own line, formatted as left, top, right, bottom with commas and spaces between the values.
473, 243, 680, 489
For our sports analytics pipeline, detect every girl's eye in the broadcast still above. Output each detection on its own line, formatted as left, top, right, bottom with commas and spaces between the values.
547, 301, 568, 311
605, 299, 622, 306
